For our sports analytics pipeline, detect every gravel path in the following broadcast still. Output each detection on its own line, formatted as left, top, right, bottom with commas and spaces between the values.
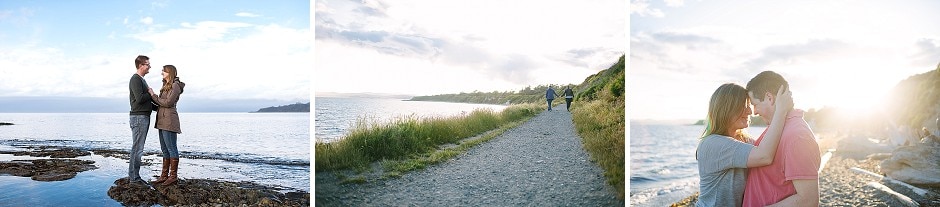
316, 108, 623, 206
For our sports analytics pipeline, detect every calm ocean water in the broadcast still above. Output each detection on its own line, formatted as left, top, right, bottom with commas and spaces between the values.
315, 97, 508, 143
0, 113, 309, 206
630, 121, 765, 206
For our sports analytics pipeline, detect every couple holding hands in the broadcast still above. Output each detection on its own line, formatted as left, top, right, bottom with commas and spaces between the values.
127, 55, 187, 186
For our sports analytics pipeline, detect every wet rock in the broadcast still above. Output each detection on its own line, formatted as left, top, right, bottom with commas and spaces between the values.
108, 177, 166, 206
90, 149, 130, 160
108, 178, 309, 206
0, 159, 98, 181
0, 146, 91, 158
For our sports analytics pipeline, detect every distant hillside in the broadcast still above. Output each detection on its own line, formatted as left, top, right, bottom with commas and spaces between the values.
571, 56, 624, 103
885, 65, 940, 128
408, 84, 576, 105
255, 102, 310, 113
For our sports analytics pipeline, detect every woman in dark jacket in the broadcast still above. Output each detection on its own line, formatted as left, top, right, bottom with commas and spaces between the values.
148, 65, 185, 185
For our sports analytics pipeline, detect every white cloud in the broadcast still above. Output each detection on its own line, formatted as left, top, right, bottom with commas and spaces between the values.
133, 21, 311, 101
140, 16, 153, 25
630, 3, 940, 120
134, 21, 253, 48
235, 12, 261, 18
630, 0, 665, 17
0, 21, 310, 101
316, 0, 624, 95
664, 0, 685, 7
0, 46, 134, 98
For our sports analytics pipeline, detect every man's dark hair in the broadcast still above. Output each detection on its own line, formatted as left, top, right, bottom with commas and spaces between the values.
746, 71, 789, 101
135, 55, 149, 69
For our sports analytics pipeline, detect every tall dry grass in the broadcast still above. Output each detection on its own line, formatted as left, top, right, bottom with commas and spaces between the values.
315, 103, 542, 171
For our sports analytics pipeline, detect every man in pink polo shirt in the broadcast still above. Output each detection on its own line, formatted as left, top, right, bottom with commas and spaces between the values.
743, 71, 821, 207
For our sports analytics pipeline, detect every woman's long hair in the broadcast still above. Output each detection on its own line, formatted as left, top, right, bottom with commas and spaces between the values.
160, 65, 178, 95
702, 83, 750, 142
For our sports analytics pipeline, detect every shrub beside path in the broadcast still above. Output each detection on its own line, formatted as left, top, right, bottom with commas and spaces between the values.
316, 107, 623, 206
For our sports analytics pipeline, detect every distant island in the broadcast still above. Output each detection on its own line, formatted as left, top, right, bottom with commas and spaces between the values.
0, 122, 13, 126
254, 102, 310, 113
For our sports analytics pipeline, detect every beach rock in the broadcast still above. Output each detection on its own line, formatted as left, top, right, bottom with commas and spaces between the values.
0, 146, 91, 158
0, 159, 97, 181
108, 178, 309, 206
669, 192, 697, 207
836, 136, 893, 159
90, 149, 130, 160
880, 145, 940, 185
108, 177, 165, 206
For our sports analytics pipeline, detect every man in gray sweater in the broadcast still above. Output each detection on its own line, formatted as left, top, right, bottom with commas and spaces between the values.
128, 55, 155, 184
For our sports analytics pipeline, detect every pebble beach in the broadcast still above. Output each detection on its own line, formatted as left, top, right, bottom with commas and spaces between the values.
670, 136, 940, 207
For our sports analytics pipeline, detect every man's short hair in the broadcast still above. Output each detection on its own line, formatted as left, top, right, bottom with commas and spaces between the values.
135, 55, 149, 69
746, 71, 789, 102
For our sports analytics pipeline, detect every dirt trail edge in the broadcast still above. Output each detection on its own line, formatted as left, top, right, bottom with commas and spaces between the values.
316, 108, 623, 206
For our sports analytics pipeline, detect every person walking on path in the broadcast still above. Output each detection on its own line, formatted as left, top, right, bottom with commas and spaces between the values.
148, 65, 186, 186
564, 86, 574, 111
546, 86, 560, 111
128, 55, 155, 184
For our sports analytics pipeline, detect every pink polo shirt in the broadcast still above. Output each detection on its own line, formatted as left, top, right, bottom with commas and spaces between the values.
742, 110, 820, 207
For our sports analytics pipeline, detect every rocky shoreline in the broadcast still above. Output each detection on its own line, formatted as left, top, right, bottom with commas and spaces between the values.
109, 177, 309, 207
0, 146, 99, 181
0, 145, 310, 206
669, 152, 940, 206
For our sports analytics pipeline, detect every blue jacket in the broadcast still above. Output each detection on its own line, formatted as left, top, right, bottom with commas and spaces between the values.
546, 88, 559, 99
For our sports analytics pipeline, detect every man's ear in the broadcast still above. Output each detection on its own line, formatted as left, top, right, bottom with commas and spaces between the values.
765, 92, 775, 105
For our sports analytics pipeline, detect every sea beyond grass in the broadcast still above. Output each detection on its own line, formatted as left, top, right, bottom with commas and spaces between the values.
315, 103, 543, 171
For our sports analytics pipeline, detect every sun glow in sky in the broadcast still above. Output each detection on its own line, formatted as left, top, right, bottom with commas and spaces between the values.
315, 0, 625, 96
630, 0, 940, 120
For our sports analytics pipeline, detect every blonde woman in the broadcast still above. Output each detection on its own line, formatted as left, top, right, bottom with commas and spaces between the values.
147, 65, 186, 185
695, 84, 791, 207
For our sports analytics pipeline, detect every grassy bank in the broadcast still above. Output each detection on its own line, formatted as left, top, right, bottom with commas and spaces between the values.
570, 55, 625, 199
315, 103, 543, 171
380, 117, 530, 178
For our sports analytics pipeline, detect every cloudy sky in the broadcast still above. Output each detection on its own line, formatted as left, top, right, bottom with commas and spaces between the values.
0, 0, 310, 103
315, 0, 625, 96
630, 0, 940, 120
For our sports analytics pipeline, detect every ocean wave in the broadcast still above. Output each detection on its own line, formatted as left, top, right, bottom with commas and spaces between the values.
629, 178, 698, 206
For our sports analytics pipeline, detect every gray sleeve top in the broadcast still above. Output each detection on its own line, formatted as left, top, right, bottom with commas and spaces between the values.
695, 134, 753, 207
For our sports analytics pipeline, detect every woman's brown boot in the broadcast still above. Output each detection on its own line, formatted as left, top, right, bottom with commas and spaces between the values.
162, 158, 179, 186
151, 158, 169, 184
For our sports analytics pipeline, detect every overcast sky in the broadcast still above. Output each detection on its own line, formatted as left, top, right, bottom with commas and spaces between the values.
0, 0, 310, 102
315, 0, 625, 96
631, 0, 940, 120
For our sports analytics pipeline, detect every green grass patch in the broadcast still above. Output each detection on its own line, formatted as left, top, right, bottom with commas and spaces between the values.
380, 118, 529, 177
570, 55, 625, 199
316, 103, 543, 172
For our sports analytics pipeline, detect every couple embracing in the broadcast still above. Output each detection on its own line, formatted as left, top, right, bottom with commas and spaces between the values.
128, 55, 187, 186
696, 71, 822, 207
